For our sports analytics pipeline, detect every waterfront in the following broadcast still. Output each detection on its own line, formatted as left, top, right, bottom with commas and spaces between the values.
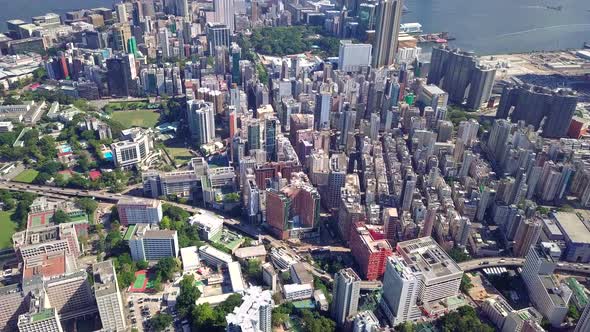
403, 0, 590, 55
0, 0, 112, 31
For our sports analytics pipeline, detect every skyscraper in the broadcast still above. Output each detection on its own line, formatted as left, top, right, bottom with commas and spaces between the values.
93, 260, 126, 332
17, 308, 63, 332
372, 0, 402, 67
427, 45, 496, 109
187, 99, 215, 147
338, 40, 372, 72
513, 218, 542, 257
214, 0, 235, 32
206, 22, 231, 55
380, 256, 422, 326
575, 304, 590, 332
331, 268, 361, 326
158, 27, 171, 58
380, 237, 463, 326
175, 0, 190, 19
115, 3, 128, 23
265, 117, 279, 162
496, 84, 578, 138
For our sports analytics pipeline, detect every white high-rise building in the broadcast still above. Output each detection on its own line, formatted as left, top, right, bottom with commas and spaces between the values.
214, 0, 235, 32
93, 260, 126, 332
187, 99, 215, 147
129, 224, 179, 261
115, 3, 128, 23
380, 256, 422, 326
110, 128, 154, 169
331, 268, 361, 326
338, 40, 372, 72
159, 27, 171, 58
380, 237, 463, 326
521, 245, 572, 327
226, 286, 273, 332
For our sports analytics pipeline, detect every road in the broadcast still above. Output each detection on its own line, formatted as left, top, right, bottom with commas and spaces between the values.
0, 180, 335, 281
459, 257, 590, 276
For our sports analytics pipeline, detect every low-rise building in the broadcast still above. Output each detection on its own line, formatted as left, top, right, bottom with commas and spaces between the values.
283, 283, 313, 301
198, 245, 233, 267
234, 245, 267, 262
180, 246, 200, 273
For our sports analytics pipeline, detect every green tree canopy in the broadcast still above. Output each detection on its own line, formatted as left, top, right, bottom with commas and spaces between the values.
150, 313, 173, 331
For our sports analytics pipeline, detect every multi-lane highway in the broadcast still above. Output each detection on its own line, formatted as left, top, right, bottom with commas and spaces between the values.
6, 181, 589, 280
459, 257, 590, 276
0, 180, 335, 281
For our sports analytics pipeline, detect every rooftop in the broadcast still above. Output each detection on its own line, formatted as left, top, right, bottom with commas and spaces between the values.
144, 229, 177, 239
552, 212, 590, 244
93, 260, 118, 297
354, 223, 393, 254
396, 237, 463, 280
118, 197, 161, 207
234, 245, 267, 259
226, 287, 273, 328
30, 308, 55, 322
540, 275, 568, 307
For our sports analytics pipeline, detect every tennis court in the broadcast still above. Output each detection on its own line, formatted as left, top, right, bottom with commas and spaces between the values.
129, 270, 148, 292
27, 211, 54, 229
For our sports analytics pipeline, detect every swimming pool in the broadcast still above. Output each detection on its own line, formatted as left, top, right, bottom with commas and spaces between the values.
103, 151, 113, 160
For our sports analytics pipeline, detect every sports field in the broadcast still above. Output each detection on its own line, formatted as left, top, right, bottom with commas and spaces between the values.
111, 110, 160, 129
13, 169, 39, 183
0, 210, 17, 249
27, 211, 54, 228
129, 270, 149, 292
167, 146, 194, 165
134, 273, 146, 289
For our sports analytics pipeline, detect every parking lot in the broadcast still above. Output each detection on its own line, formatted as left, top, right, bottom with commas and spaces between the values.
127, 294, 168, 331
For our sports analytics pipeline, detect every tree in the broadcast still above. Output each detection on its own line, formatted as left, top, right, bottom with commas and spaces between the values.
280, 271, 291, 283
176, 275, 201, 318
217, 293, 243, 313
52, 209, 72, 224
568, 304, 581, 321
437, 305, 494, 332
152, 275, 164, 292
396, 322, 416, 332
245, 259, 263, 283
155, 257, 179, 281
243, 237, 253, 247
136, 260, 149, 270
448, 247, 471, 263
299, 309, 335, 332
160, 216, 172, 229
75, 197, 98, 216
150, 313, 173, 331
460, 274, 474, 293
191, 303, 223, 332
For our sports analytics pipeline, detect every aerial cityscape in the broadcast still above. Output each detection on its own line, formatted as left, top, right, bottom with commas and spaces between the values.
0, 0, 589, 332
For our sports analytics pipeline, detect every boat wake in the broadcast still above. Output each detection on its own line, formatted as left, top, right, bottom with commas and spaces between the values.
496, 24, 590, 38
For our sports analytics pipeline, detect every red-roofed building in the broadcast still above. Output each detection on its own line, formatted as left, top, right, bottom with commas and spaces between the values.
89, 169, 102, 181
349, 222, 393, 280
23, 252, 67, 278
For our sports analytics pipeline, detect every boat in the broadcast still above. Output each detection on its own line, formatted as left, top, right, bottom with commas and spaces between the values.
546, 5, 563, 11
435, 38, 447, 44
585, 42, 590, 49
